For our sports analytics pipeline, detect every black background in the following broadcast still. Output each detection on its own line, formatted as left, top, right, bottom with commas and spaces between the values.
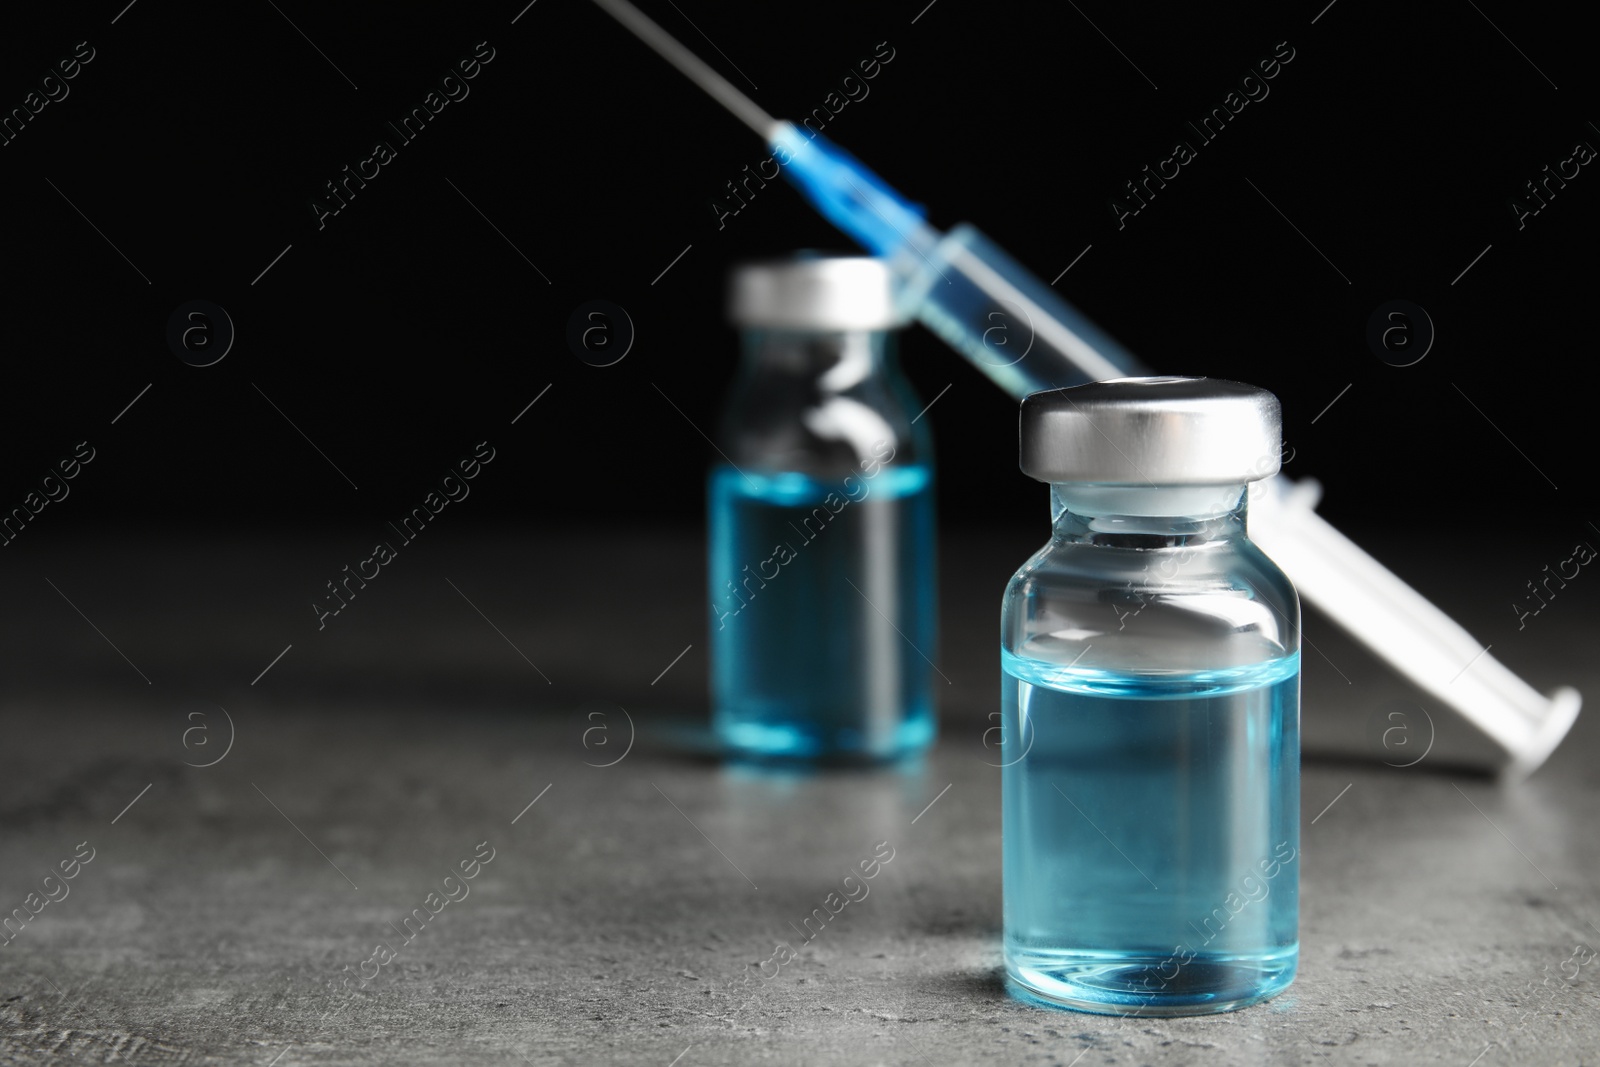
1, 0, 1592, 541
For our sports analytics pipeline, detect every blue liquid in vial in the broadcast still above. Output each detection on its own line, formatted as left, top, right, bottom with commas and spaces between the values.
1002, 649, 1300, 1015
709, 463, 937, 761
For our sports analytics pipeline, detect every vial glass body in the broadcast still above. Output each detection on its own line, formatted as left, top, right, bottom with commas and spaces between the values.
1000, 483, 1300, 1014
709, 327, 937, 761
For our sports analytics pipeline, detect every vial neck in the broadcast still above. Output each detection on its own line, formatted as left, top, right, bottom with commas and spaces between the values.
1050, 483, 1249, 548
740, 329, 888, 392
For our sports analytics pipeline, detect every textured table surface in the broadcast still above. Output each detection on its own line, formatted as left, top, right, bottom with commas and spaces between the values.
0, 528, 1595, 1065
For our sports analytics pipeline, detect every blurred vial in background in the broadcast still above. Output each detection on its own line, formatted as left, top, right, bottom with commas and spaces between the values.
1001, 377, 1300, 1015
708, 255, 937, 762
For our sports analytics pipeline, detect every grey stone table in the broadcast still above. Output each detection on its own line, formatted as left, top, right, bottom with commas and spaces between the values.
0, 528, 1595, 1065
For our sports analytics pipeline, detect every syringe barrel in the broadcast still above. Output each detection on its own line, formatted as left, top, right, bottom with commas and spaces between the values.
889, 224, 1149, 399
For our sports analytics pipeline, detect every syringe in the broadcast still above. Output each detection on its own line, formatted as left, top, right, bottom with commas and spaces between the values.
588, 0, 1580, 777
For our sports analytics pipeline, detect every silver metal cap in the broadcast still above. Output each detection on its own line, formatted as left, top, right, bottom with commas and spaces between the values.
1020, 376, 1282, 485
727, 255, 906, 330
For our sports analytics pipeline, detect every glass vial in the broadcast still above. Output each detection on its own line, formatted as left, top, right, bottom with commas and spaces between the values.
1001, 376, 1300, 1015
709, 255, 937, 762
